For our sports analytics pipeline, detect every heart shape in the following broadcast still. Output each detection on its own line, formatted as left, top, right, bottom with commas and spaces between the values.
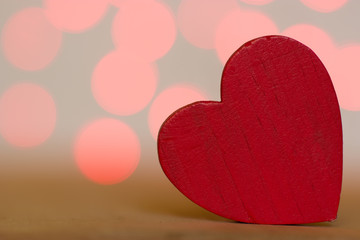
157, 35, 342, 224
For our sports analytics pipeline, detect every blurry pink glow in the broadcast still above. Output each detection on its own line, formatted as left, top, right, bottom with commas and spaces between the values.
215, 9, 278, 64
92, 51, 158, 116
112, 0, 176, 62
109, 0, 124, 8
0, 83, 56, 148
44, 0, 109, 33
240, 0, 274, 5
282, 24, 360, 111
300, 0, 347, 13
1, 8, 62, 71
330, 45, 360, 111
74, 118, 140, 185
282, 24, 336, 67
177, 0, 238, 49
148, 85, 207, 139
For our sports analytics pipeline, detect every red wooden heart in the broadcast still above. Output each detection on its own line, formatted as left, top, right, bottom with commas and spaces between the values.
157, 35, 342, 224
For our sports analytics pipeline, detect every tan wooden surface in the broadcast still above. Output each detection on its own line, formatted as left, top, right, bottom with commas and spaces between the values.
0, 163, 359, 240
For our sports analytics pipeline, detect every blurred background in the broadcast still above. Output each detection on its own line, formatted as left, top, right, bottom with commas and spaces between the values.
1, 0, 360, 238
1, 0, 359, 185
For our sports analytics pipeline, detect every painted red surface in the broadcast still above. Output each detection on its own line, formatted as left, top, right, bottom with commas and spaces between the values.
158, 36, 342, 224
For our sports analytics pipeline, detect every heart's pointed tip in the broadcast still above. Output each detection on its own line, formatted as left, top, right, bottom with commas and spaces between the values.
328, 214, 338, 222
295, 213, 339, 225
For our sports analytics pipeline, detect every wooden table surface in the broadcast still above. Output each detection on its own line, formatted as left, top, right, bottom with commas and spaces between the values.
0, 162, 359, 240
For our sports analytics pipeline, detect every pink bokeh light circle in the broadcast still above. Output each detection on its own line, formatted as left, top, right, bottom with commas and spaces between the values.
300, 0, 347, 13
92, 51, 158, 116
240, 0, 274, 5
329, 45, 360, 111
0, 83, 56, 148
177, 0, 239, 49
109, 0, 123, 8
282, 24, 336, 67
112, 0, 176, 62
74, 118, 140, 185
148, 85, 207, 139
282, 24, 360, 111
1, 7, 62, 71
43, 0, 109, 33
215, 9, 278, 64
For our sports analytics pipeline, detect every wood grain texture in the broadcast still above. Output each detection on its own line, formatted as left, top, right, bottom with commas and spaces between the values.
0, 170, 359, 240
157, 35, 343, 224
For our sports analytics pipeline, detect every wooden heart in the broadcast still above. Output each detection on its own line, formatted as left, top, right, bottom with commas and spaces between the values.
157, 35, 342, 224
